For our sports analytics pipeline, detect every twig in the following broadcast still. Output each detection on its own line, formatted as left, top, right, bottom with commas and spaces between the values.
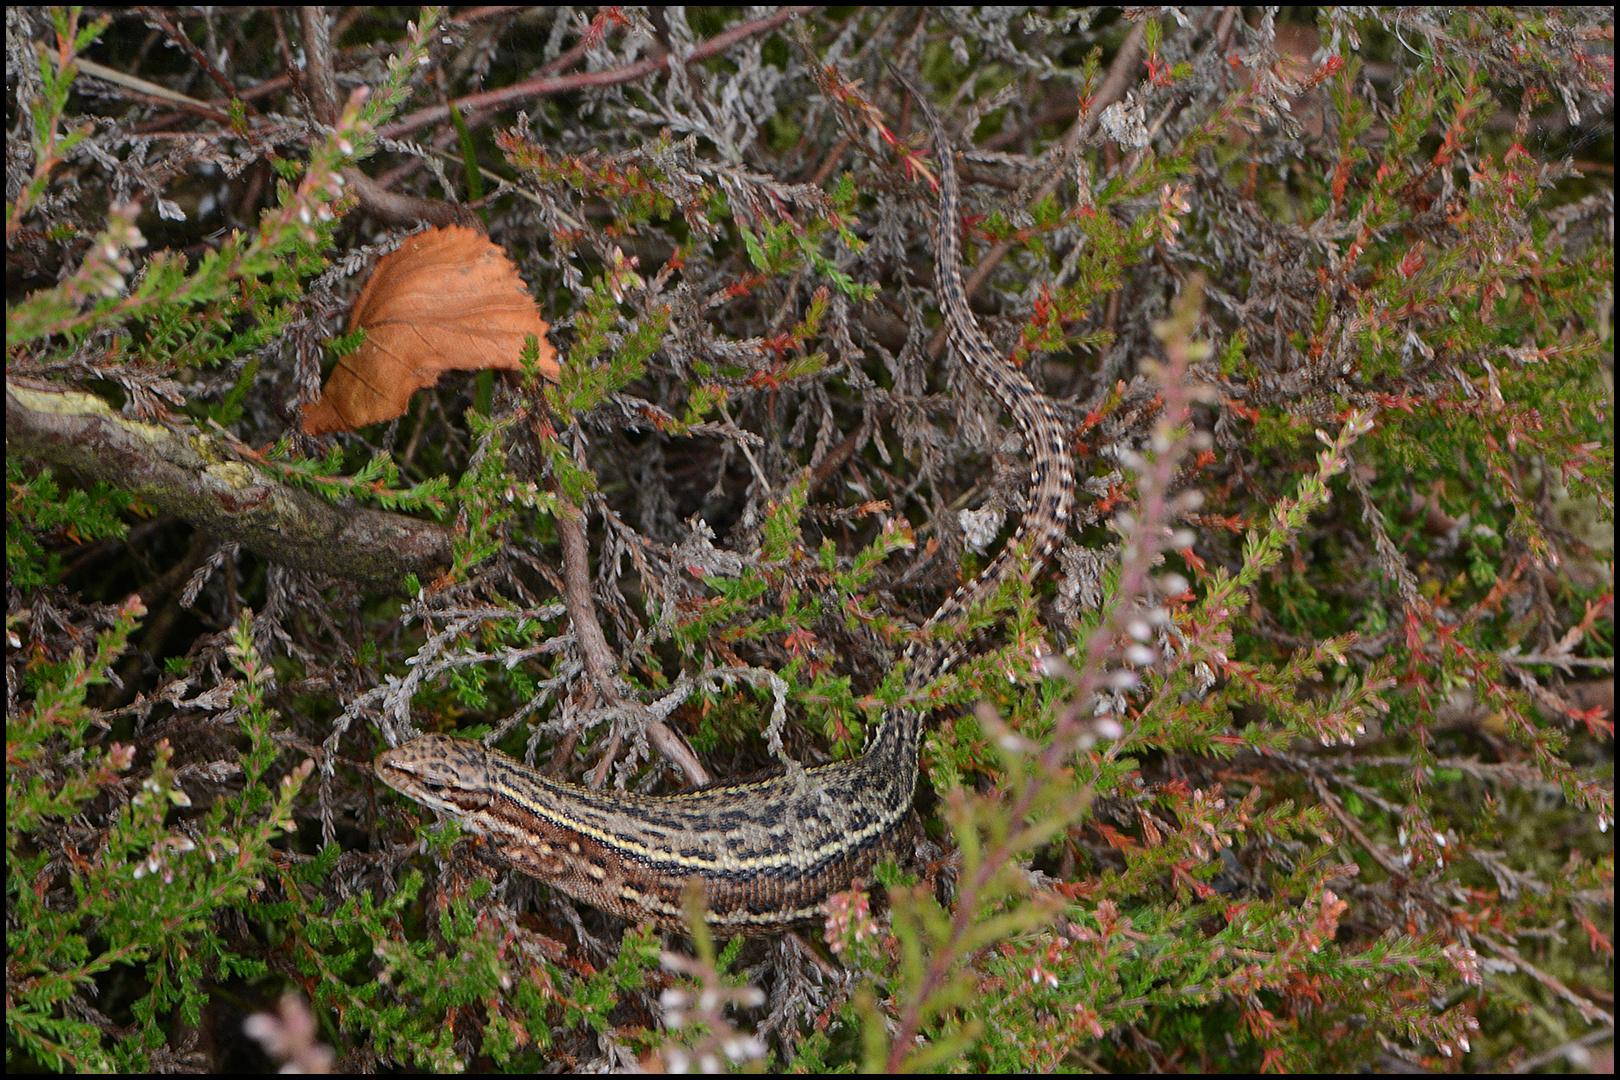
553, 491, 710, 788
7, 378, 452, 587
378, 7, 817, 139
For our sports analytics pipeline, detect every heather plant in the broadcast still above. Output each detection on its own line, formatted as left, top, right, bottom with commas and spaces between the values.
7, 7, 1611, 1072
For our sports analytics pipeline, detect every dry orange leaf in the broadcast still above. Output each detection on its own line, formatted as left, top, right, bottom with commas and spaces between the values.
301, 225, 559, 435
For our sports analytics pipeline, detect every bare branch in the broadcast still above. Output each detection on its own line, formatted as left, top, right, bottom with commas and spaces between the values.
7, 379, 451, 588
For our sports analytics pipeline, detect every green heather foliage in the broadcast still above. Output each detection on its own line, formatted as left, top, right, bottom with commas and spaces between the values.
6, 7, 1611, 1072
